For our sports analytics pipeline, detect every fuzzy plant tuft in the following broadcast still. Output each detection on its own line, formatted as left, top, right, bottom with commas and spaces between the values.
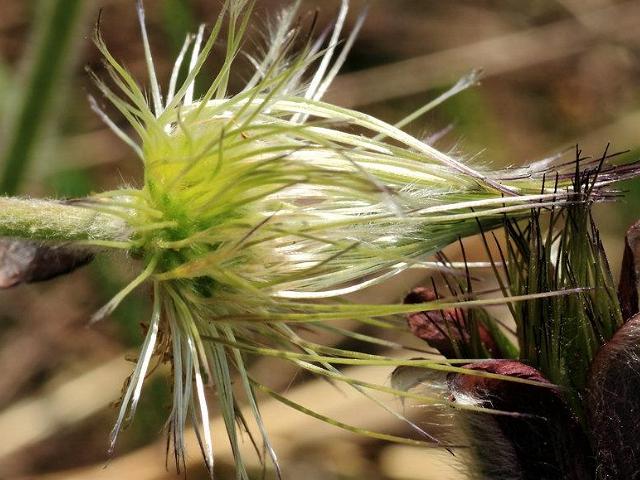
1, 1, 637, 477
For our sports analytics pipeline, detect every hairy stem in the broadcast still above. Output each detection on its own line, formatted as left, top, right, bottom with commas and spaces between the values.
0, 197, 130, 243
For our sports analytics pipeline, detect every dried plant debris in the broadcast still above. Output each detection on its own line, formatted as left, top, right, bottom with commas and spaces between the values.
0, 239, 93, 288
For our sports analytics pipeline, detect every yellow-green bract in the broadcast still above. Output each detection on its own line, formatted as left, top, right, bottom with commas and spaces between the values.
85, 0, 614, 477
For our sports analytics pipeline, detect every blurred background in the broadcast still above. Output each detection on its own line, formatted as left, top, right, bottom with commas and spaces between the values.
0, 0, 639, 478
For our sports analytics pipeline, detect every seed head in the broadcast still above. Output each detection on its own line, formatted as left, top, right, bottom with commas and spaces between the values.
85, 1, 622, 476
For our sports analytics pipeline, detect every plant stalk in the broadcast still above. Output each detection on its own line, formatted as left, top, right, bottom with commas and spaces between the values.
0, 197, 130, 243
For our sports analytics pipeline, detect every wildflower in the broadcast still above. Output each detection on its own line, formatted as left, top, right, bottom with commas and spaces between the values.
80, 0, 629, 476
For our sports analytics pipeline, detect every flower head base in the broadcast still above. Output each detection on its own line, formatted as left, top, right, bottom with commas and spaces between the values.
85, 0, 630, 476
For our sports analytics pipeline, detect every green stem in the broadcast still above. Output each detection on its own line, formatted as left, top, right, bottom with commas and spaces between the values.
0, 0, 86, 194
0, 197, 130, 243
